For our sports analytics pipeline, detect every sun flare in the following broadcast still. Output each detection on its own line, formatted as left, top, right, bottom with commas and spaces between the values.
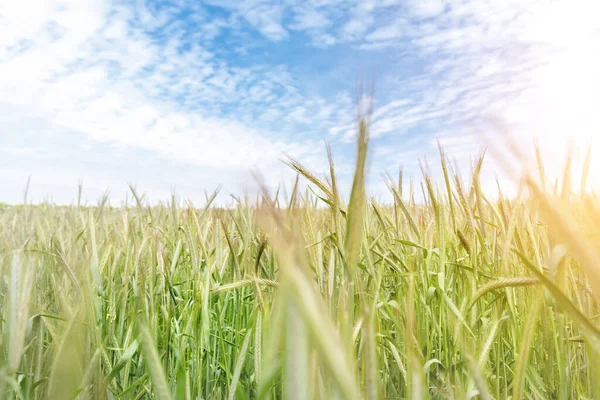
499, 0, 600, 190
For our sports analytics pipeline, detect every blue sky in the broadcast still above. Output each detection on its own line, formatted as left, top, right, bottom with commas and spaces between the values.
1, 0, 598, 204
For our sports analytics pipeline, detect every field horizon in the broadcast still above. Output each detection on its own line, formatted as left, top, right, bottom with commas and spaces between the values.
2, 120, 600, 399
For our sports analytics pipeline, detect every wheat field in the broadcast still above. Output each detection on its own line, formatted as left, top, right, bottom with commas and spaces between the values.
1, 120, 599, 399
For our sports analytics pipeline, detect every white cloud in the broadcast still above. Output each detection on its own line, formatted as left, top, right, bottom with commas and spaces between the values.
204, 0, 288, 41
408, 0, 446, 18
2, 0, 599, 204
0, 0, 363, 204
367, 0, 599, 183
365, 22, 404, 42
340, 1, 376, 40
314, 33, 337, 47
289, 6, 331, 30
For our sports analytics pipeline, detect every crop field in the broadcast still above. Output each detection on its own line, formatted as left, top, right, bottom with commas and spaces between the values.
1, 123, 599, 399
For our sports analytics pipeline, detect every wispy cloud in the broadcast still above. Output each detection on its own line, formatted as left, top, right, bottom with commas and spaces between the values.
204, 0, 289, 41
0, 0, 360, 203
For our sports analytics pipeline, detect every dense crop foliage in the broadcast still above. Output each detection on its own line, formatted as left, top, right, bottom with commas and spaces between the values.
1, 121, 599, 399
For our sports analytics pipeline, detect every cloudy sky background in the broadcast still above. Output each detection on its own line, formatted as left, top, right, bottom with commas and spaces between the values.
1, 0, 599, 205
